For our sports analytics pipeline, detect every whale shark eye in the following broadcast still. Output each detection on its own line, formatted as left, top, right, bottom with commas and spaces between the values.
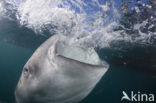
23, 67, 29, 77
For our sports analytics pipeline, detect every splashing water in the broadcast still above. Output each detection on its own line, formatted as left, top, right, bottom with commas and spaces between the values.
0, 2, 3, 13
0, 0, 121, 48
0, 2, 5, 17
0, 0, 156, 48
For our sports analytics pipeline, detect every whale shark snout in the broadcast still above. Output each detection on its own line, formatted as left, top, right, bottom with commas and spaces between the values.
15, 35, 109, 103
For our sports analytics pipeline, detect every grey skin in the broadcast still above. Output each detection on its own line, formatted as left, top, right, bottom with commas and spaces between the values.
15, 35, 109, 103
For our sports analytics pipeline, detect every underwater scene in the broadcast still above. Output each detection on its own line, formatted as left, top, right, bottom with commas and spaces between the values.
0, 0, 156, 103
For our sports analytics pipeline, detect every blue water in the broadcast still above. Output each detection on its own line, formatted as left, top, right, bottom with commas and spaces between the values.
0, 42, 33, 103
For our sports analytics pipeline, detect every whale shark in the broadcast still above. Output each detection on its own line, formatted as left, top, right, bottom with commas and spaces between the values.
15, 35, 109, 103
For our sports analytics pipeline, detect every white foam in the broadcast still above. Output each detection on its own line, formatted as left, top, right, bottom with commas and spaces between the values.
17, 0, 78, 34
1, 0, 156, 48
14, 0, 121, 48
0, 2, 4, 17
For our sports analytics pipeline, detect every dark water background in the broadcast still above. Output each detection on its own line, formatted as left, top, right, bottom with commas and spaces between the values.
0, 41, 33, 103
0, 40, 156, 103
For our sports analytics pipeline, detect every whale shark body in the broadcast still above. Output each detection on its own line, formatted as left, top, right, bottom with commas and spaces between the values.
15, 35, 109, 103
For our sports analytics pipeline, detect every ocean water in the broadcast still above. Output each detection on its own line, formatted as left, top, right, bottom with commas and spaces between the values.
0, 41, 33, 103
0, 0, 156, 103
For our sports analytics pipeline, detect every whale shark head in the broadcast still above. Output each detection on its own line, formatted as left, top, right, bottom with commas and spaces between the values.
15, 35, 109, 103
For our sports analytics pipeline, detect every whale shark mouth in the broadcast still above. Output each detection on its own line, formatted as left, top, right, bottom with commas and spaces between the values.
56, 41, 103, 65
